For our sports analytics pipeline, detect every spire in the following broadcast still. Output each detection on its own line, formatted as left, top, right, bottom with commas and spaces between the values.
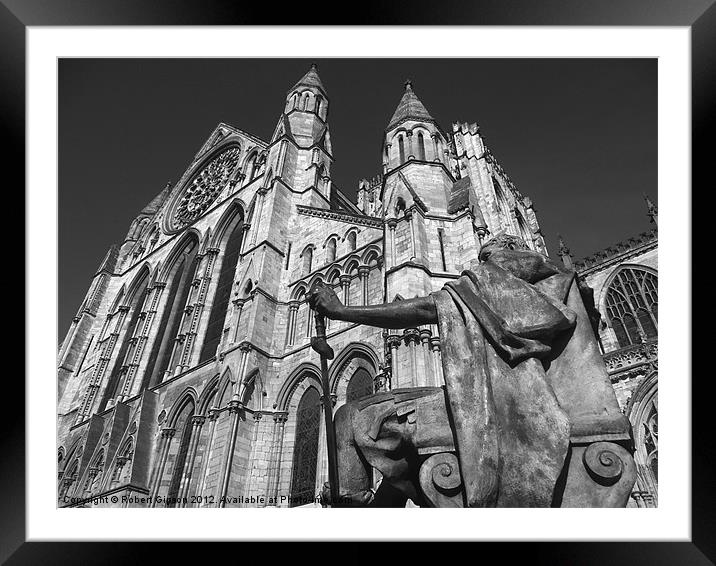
141, 181, 173, 215
290, 63, 326, 95
557, 234, 573, 269
643, 193, 658, 226
387, 80, 435, 131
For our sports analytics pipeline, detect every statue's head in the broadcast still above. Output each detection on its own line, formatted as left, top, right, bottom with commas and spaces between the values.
478, 234, 529, 262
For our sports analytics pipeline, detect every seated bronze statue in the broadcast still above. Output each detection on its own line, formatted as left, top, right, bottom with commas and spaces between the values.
308, 234, 636, 508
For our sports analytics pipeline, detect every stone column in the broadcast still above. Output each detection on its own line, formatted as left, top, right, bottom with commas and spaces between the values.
217, 394, 242, 507
404, 328, 420, 387
358, 266, 370, 305
405, 209, 416, 261
265, 413, 288, 506
420, 327, 434, 385
178, 414, 206, 506
286, 301, 299, 346
215, 342, 251, 506
387, 334, 402, 389
149, 428, 176, 506
340, 275, 351, 307
431, 133, 440, 162
195, 408, 219, 505
431, 336, 444, 386
406, 131, 414, 160
306, 305, 314, 338
243, 412, 264, 502
387, 219, 397, 269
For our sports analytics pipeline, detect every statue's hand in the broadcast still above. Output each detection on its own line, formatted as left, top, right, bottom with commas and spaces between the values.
307, 282, 344, 320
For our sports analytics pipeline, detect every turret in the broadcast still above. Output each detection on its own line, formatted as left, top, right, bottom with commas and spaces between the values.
271, 64, 333, 204
383, 80, 448, 173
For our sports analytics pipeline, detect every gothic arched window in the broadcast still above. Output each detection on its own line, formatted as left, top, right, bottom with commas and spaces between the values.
100, 271, 150, 411
417, 132, 426, 161
289, 386, 321, 506
315, 96, 322, 117
346, 368, 374, 402
605, 267, 658, 348
144, 238, 200, 387
166, 400, 195, 507
326, 238, 337, 264
346, 231, 357, 252
199, 218, 244, 363
302, 246, 313, 276
398, 136, 406, 164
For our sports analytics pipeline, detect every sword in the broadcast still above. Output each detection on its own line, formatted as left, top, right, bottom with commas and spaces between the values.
310, 282, 340, 508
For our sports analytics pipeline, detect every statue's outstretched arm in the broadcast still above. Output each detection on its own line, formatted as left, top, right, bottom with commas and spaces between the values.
307, 283, 437, 329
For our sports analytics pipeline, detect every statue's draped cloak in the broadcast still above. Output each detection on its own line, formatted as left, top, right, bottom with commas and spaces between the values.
432, 251, 578, 507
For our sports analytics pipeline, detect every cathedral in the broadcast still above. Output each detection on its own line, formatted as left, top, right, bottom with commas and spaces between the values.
57, 64, 657, 508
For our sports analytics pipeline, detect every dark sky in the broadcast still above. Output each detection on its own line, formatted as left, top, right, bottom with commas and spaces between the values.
59, 58, 656, 336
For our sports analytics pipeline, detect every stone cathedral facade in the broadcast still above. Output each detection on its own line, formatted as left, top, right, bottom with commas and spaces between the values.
56, 65, 656, 508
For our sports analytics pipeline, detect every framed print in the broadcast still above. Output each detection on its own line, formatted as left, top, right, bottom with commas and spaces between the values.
7, 0, 709, 563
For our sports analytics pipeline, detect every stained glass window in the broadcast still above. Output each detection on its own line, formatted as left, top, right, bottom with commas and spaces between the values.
605, 267, 658, 348
166, 406, 194, 507
289, 387, 321, 507
200, 219, 244, 362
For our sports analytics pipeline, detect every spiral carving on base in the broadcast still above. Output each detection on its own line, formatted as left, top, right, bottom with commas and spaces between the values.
419, 452, 464, 507
583, 442, 624, 486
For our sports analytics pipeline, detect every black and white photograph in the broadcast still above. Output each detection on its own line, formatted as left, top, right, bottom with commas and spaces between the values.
3, 0, 707, 557
56, 57, 659, 511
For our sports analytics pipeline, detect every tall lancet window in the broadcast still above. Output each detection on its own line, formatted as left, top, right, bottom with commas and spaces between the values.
289, 386, 321, 506
346, 231, 357, 252
144, 238, 200, 387
99, 271, 149, 411
315, 96, 322, 117
417, 132, 426, 161
165, 399, 194, 507
302, 246, 313, 276
199, 218, 244, 363
326, 238, 337, 264
398, 136, 406, 164
605, 267, 658, 348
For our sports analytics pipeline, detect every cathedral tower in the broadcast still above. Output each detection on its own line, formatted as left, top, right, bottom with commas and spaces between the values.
271, 64, 333, 206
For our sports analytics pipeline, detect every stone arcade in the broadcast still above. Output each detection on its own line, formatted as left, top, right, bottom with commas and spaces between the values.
57, 65, 657, 508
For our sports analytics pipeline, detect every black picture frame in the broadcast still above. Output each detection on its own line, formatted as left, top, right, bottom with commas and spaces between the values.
6, 1, 708, 563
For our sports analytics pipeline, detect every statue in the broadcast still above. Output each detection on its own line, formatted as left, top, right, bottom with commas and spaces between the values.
308, 234, 636, 508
